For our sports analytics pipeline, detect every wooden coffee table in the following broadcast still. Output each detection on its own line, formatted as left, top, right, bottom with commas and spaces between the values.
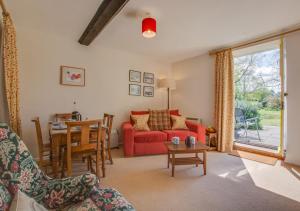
165, 142, 210, 177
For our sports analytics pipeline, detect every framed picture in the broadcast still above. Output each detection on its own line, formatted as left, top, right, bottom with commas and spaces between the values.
143, 72, 154, 84
129, 84, 141, 96
129, 70, 141, 83
143, 86, 154, 97
60, 66, 85, 86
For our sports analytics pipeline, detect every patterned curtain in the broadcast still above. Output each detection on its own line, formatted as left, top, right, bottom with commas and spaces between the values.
214, 49, 234, 152
2, 13, 21, 135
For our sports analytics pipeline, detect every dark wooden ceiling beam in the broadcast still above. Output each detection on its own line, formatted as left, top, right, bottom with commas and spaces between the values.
79, 0, 129, 46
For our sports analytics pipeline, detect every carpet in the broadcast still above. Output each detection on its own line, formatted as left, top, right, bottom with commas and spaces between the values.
229, 150, 278, 165
73, 149, 300, 211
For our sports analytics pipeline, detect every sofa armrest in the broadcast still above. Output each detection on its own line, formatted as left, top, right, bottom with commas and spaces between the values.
185, 120, 206, 144
44, 173, 98, 209
89, 186, 135, 210
122, 122, 135, 156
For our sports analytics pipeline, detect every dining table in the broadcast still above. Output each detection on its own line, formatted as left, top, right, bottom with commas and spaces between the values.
49, 122, 104, 178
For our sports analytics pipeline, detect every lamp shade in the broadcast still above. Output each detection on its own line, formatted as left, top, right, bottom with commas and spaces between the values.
158, 78, 176, 90
142, 17, 156, 38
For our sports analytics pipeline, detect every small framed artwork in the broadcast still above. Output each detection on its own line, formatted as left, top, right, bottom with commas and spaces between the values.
60, 66, 85, 86
129, 84, 141, 96
129, 70, 141, 83
143, 72, 154, 84
143, 86, 154, 97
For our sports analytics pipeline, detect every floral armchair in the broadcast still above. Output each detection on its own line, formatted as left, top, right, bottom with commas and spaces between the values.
0, 123, 135, 210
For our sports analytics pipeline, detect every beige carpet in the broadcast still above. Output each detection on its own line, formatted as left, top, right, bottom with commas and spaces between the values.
229, 150, 278, 165
74, 149, 300, 211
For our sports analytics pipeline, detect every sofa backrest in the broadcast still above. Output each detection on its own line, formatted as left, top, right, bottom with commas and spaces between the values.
130, 109, 181, 125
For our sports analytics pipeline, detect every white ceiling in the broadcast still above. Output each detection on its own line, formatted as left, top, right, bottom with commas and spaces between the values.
7, 0, 300, 63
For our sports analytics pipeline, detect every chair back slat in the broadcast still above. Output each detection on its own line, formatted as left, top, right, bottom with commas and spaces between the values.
81, 125, 91, 146
103, 113, 114, 164
103, 113, 114, 135
31, 117, 44, 159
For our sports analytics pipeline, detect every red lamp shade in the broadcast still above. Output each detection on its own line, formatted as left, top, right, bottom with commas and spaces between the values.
142, 17, 156, 38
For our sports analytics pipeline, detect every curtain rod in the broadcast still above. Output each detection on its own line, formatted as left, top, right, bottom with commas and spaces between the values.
209, 25, 300, 56
0, 0, 8, 16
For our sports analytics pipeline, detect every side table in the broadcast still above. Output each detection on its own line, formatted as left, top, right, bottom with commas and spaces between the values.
206, 132, 217, 150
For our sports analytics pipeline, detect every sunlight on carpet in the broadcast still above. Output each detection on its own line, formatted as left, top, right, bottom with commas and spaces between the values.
229, 150, 278, 165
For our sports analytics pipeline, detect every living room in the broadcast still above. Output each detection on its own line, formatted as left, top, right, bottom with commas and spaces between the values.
0, 0, 300, 210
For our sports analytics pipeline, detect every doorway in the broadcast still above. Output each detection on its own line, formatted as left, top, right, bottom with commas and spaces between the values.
233, 40, 284, 155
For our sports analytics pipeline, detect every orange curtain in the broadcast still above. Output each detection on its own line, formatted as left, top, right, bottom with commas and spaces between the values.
214, 49, 234, 152
2, 13, 21, 134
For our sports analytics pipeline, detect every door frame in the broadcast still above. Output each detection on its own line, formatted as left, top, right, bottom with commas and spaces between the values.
233, 39, 285, 159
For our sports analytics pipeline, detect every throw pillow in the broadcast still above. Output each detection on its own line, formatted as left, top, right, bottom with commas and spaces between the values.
131, 114, 150, 131
130, 110, 149, 124
171, 115, 188, 130
149, 109, 171, 131
10, 190, 48, 211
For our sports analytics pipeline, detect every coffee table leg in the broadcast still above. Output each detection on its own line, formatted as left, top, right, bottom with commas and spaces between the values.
167, 151, 170, 168
203, 151, 207, 175
172, 152, 175, 177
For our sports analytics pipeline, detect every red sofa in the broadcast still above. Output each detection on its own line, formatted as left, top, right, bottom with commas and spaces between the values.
122, 112, 206, 156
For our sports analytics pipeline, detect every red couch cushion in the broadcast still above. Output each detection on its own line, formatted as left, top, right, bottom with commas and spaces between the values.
134, 131, 167, 143
131, 110, 149, 115
169, 109, 180, 116
163, 130, 198, 141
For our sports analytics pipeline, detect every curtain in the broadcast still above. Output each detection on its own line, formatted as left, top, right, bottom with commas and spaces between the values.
214, 49, 234, 152
0, 22, 9, 122
2, 13, 21, 135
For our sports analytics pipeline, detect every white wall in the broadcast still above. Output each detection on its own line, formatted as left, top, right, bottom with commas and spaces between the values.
171, 53, 214, 126
14, 25, 170, 157
285, 31, 300, 165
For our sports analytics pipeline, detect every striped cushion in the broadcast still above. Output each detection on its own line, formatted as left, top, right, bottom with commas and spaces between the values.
149, 109, 171, 131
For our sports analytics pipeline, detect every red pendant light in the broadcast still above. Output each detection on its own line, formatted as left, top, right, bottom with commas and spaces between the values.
142, 17, 156, 38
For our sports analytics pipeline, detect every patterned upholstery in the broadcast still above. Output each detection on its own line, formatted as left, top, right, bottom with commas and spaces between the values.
0, 180, 12, 210
0, 123, 135, 211
148, 109, 171, 131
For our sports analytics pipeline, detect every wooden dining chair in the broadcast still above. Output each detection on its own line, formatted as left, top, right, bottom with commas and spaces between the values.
54, 113, 72, 122
103, 113, 114, 164
32, 117, 52, 173
63, 120, 105, 178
